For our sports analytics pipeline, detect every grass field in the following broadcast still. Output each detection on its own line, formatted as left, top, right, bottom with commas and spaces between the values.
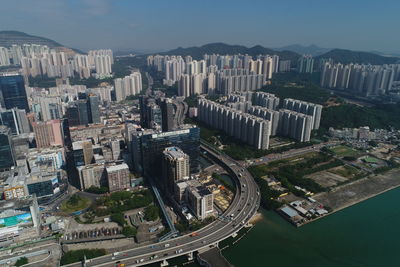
330, 145, 360, 157
61, 195, 91, 213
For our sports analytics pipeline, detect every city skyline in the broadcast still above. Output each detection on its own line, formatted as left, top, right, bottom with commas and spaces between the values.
1, 0, 400, 53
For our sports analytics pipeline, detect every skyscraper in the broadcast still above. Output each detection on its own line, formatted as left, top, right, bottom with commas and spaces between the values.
0, 74, 29, 112
0, 126, 15, 170
131, 126, 200, 177
87, 94, 100, 124
161, 99, 175, 132
0, 108, 30, 135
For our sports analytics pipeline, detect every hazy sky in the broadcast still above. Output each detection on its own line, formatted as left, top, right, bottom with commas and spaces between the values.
1, 0, 399, 53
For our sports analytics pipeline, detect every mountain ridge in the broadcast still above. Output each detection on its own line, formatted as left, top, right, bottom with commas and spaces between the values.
0, 30, 80, 53
163, 42, 300, 62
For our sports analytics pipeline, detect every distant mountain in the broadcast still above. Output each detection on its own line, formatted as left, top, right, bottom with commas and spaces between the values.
0, 31, 79, 53
275, 44, 331, 57
316, 49, 399, 65
163, 42, 300, 61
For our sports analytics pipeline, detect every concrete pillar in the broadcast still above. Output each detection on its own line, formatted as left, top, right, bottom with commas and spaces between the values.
160, 259, 169, 266
187, 251, 194, 261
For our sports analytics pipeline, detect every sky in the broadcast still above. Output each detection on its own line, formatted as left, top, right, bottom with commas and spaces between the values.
1, 0, 399, 53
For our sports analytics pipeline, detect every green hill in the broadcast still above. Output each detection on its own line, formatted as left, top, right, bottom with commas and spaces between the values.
164, 42, 300, 61
0, 31, 80, 53
317, 48, 399, 65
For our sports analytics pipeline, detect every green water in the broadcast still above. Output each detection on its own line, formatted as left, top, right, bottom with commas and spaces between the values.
223, 187, 400, 267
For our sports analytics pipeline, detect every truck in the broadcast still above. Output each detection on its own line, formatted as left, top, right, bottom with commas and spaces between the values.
190, 232, 199, 237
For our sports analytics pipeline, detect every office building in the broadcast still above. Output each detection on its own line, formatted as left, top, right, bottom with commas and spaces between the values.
0, 74, 29, 112
187, 185, 214, 220
72, 140, 94, 167
0, 108, 30, 135
162, 147, 190, 193
0, 126, 15, 170
106, 163, 130, 192
87, 94, 100, 124
131, 125, 200, 176
161, 99, 175, 132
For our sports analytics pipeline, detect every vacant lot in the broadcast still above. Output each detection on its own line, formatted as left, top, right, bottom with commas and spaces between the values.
330, 145, 360, 157
328, 165, 362, 178
313, 168, 400, 211
306, 171, 348, 188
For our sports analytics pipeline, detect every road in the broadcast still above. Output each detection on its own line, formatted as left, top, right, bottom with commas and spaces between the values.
248, 141, 339, 166
65, 143, 260, 267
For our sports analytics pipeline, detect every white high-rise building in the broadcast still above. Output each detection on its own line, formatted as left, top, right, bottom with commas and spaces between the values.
114, 72, 142, 101
0, 47, 11, 66
94, 55, 112, 78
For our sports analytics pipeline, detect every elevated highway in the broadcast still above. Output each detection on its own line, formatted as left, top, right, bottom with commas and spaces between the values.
66, 143, 260, 267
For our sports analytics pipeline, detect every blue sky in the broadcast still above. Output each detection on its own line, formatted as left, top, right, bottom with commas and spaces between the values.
1, 0, 399, 53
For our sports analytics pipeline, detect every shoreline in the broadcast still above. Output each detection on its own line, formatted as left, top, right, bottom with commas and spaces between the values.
300, 182, 400, 227
280, 168, 400, 227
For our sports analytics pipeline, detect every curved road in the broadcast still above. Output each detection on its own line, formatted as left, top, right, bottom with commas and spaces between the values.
66, 144, 260, 267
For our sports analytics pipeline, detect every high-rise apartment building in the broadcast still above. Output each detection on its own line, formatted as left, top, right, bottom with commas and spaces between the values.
278, 109, 313, 142
282, 98, 322, 130
253, 92, 280, 110
198, 99, 271, 149
297, 55, 314, 73
32, 120, 64, 148
114, 72, 142, 101
106, 163, 130, 192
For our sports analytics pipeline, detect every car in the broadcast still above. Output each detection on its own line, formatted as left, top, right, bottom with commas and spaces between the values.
140, 259, 144, 262
164, 243, 170, 248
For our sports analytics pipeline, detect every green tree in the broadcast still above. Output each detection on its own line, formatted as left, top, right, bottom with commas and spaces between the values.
60, 249, 106, 265
85, 186, 109, 194
144, 205, 159, 221
15, 257, 28, 266
122, 226, 137, 237
110, 212, 126, 226
67, 194, 81, 206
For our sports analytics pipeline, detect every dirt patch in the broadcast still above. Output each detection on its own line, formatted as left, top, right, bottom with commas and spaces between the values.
306, 170, 348, 188
313, 168, 400, 211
